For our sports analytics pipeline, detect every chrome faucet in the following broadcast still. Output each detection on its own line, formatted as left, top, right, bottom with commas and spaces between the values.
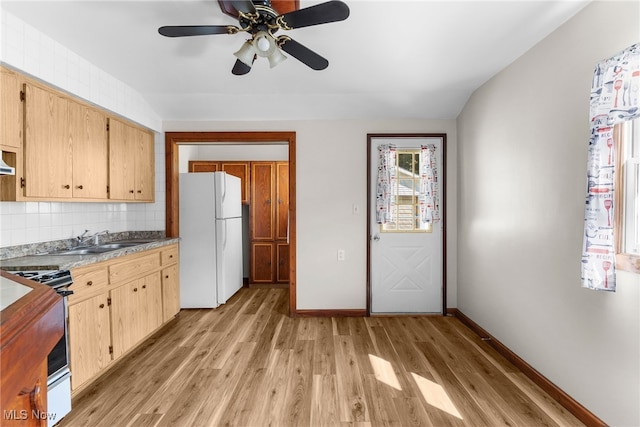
77, 229, 109, 246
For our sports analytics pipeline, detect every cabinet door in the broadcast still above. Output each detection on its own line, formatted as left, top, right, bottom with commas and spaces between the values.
69, 102, 108, 199
276, 162, 289, 241
250, 162, 275, 240
134, 128, 154, 201
0, 67, 23, 149
24, 84, 72, 198
110, 279, 142, 359
221, 162, 250, 204
188, 161, 220, 172
141, 272, 163, 336
161, 264, 180, 322
108, 118, 135, 200
68, 293, 112, 390
276, 243, 290, 283
251, 242, 274, 283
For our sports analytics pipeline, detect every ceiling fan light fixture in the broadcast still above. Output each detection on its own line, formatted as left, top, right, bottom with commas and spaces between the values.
253, 31, 276, 57
233, 40, 256, 66
267, 47, 287, 68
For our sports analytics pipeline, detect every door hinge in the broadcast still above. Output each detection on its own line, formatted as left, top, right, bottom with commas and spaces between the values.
107, 297, 112, 306
108, 345, 113, 355
19, 90, 25, 102
20, 177, 25, 188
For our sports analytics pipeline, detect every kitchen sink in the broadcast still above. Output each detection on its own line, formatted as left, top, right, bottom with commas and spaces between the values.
37, 239, 158, 256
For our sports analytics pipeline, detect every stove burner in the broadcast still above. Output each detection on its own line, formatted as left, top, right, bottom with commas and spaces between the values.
11, 269, 73, 289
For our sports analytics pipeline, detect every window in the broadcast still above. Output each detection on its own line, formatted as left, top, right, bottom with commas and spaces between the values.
381, 149, 432, 233
615, 118, 640, 272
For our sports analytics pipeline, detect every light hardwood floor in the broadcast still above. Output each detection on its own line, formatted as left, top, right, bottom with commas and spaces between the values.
60, 287, 584, 427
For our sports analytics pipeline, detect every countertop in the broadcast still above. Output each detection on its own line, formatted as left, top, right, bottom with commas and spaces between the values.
0, 238, 180, 271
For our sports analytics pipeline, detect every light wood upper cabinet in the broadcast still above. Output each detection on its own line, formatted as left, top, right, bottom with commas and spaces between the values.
69, 102, 108, 199
108, 118, 154, 201
0, 66, 154, 202
135, 127, 155, 201
0, 67, 23, 149
23, 83, 73, 198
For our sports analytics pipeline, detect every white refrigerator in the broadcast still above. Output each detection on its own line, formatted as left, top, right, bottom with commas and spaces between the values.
179, 172, 243, 308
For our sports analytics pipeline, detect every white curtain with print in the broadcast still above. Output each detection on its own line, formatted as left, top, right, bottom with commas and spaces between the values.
419, 144, 440, 226
376, 144, 396, 224
581, 43, 640, 292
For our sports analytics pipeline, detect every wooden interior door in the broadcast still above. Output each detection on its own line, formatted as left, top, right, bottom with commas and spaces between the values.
251, 162, 275, 240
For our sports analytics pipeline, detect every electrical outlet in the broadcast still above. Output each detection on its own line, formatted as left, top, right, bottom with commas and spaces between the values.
337, 249, 345, 261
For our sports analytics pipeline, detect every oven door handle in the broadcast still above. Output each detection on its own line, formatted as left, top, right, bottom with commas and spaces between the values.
58, 290, 74, 297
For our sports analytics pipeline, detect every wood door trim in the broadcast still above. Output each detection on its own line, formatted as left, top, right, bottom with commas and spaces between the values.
164, 131, 297, 316
366, 133, 447, 316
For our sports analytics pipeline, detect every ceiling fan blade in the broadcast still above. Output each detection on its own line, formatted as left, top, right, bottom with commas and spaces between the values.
229, 0, 257, 14
279, 37, 328, 70
277, 0, 349, 29
232, 59, 252, 75
158, 25, 235, 37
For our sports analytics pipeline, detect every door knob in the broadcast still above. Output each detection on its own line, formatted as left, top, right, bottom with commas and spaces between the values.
373, 234, 380, 241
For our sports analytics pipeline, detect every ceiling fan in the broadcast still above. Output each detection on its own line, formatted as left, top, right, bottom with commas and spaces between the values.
158, 0, 350, 75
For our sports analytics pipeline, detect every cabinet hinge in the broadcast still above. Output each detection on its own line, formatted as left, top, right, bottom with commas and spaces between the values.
107, 297, 112, 306
106, 185, 110, 193
109, 345, 113, 355
19, 90, 25, 102
20, 177, 25, 188
106, 122, 110, 131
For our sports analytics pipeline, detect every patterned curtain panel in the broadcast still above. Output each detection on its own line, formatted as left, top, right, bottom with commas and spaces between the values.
376, 144, 397, 224
419, 144, 440, 226
581, 43, 640, 291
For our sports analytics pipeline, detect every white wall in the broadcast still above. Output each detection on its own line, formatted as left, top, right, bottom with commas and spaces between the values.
178, 144, 289, 173
456, 2, 639, 425
166, 119, 458, 310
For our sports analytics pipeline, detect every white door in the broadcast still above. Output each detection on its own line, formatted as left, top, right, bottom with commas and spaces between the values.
369, 136, 444, 314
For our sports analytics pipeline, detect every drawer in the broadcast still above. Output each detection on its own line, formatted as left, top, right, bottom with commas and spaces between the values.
69, 264, 108, 304
161, 245, 179, 265
109, 252, 161, 285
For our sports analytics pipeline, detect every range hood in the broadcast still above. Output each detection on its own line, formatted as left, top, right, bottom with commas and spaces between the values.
0, 158, 15, 175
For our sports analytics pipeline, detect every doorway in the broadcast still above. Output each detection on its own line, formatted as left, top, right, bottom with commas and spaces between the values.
367, 134, 447, 315
165, 131, 297, 315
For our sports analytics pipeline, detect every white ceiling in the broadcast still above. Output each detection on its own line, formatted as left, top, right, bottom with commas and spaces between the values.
2, 0, 590, 122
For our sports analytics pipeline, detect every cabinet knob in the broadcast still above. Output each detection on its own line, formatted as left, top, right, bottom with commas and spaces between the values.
165, 275, 169, 279
266, 199, 271, 205
142, 285, 146, 289
137, 190, 142, 193
99, 303, 105, 309
87, 281, 93, 286
133, 287, 138, 292
76, 185, 84, 189
129, 190, 135, 194
63, 184, 71, 189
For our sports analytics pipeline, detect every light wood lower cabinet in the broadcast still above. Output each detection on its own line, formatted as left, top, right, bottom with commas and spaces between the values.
68, 243, 180, 392
68, 293, 112, 390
